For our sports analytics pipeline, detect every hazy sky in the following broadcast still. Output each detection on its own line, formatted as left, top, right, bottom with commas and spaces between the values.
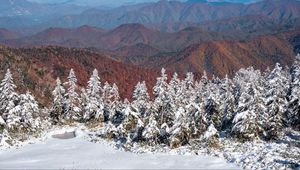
28, 0, 262, 7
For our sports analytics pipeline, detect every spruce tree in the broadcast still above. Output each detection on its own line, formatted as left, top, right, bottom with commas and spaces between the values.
109, 83, 122, 122
232, 82, 259, 140
169, 107, 192, 148
50, 78, 65, 124
132, 81, 150, 117
64, 69, 81, 121
15, 91, 41, 130
0, 69, 19, 120
288, 54, 300, 130
142, 112, 160, 145
153, 68, 169, 125
220, 75, 235, 130
102, 81, 112, 121
84, 69, 104, 121
264, 63, 289, 139
232, 68, 264, 140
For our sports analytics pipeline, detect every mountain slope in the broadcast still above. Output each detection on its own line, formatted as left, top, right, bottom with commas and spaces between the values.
143, 30, 299, 77
0, 46, 157, 106
2, 23, 232, 52
0, 28, 20, 40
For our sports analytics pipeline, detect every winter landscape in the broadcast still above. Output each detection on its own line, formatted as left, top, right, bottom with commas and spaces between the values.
0, 0, 300, 169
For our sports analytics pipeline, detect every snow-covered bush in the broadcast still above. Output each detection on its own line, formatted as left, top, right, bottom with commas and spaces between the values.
202, 123, 220, 148
0, 69, 43, 142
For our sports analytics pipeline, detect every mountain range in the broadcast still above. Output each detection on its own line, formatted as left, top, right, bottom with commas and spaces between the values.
0, 0, 300, 102
1, 0, 299, 31
33, 0, 300, 31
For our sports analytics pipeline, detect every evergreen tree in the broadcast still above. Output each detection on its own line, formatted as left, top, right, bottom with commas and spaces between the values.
132, 81, 150, 117
232, 67, 265, 140
232, 82, 260, 140
102, 81, 112, 121
121, 100, 144, 142
153, 68, 169, 125
181, 72, 195, 105
83, 69, 104, 121
109, 83, 121, 121
165, 72, 181, 127
194, 72, 209, 104
50, 78, 65, 124
203, 80, 220, 128
17, 92, 41, 130
142, 112, 160, 145
64, 69, 81, 121
288, 54, 300, 130
185, 102, 207, 138
169, 107, 192, 148
264, 63, 289, 139
220, 75, 235, 130
0, 69, 19, 120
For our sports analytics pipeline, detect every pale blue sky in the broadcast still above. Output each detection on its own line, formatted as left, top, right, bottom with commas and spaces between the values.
28, 0, 262, 7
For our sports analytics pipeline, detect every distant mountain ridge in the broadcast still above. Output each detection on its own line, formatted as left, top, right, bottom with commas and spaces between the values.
1, 0, 299, 31
34, 0, 300, 30
1, 23, 238, 52
0, 0, 88, 28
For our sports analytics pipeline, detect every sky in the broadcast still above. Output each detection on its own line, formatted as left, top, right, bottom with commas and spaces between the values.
27, 0, 262, 7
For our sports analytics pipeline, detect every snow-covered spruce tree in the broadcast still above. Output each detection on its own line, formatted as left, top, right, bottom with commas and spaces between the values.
264, 63, 290, 139
83, 69, 104, 122
288, 54, 300, 130
180, 72, 195, 105
132, 81, 150, 117
185, 102, 208, 138
219, 75, 235, 130
64, 69, 81, 121
165, 72, 181, 127
109, 83, 121, 122
194, 72, 209, 104
50, 78, 66, 124
0, 69, 19, 120
169, 107, 192, 148
100, 82, 121, 122
232, 82, 259, 140
232, 67, 265, 140
121, 99, 144, 142
142, 112, 160, 145
102, 81, 114, 121
153, 68, 170, 125
203, 80, 221, 129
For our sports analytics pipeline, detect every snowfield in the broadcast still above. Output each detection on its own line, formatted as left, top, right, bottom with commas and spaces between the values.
0, 127, 239, 169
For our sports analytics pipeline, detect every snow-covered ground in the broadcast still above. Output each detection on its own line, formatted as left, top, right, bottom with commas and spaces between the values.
0, 127, 239, 169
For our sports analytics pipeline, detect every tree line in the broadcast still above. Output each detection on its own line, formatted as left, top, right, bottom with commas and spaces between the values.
0, 55, 300, 148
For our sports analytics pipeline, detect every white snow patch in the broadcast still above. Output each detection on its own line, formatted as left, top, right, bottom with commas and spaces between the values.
0, 128, 240, 169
